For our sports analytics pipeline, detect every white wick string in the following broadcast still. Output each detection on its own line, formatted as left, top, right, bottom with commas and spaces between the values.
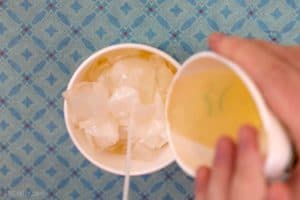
122, 111, 133, 200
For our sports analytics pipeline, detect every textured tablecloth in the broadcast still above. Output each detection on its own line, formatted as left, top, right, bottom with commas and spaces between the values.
1, 0, 300, 199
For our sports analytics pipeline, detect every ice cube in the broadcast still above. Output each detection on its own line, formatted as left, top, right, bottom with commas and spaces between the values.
131, 142, 157, 161
130, 94, 168, 149
85, 132, 96, 149
108, 86, 140, 126
142, 94, 168, 149
97, 67, 113, 95
63, 82, 109, 123
83, 58, 110, 81
140, 120, 167, 149
118, 125, 128, 141
79, 117, 119, 150
150, 55, 173, 102
149, 54, 168, 69
110, 57, 156, 103
129, 102, 156, 141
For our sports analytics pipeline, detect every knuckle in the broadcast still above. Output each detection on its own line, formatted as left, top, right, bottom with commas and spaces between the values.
223, 37, 244, 52
225, 38, 257, 60
265, 61, 287, 82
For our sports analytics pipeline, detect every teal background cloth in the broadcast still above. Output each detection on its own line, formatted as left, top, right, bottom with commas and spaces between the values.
1, 0, 300, 199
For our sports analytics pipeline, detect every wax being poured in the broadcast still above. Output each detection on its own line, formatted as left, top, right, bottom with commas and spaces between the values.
167, 57, 265, 173
168, 67, 262, 147
63, 50, 175, 160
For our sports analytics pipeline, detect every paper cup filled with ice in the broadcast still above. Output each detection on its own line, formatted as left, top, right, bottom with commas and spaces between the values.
166, 52, 293, 179
64, 44, 180, 175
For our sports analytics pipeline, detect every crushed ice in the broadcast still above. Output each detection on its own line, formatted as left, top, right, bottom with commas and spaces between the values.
64, 53, 173, 159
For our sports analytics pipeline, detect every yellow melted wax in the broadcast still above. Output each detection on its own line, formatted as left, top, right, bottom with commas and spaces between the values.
81, 49, 176, 82
168, 58, 263, 148
106, 138, 127, 154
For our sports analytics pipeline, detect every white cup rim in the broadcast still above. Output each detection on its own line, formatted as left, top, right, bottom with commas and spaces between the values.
64, 43, 180, 176
165, 51, 292, 178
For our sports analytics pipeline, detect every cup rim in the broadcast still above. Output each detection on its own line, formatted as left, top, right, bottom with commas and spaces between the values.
165, 51, 292, 178
64, 43, 180, 176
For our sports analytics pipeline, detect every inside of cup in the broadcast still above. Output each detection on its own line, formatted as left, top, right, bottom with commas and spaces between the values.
64, 45, 179, 175
166, 53, 267, 177
68, 124, 173, 175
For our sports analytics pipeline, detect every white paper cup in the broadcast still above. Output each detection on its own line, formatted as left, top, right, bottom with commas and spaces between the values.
65, 45, 293, 179
64, 44, 180, 176
165, 51, 293, 179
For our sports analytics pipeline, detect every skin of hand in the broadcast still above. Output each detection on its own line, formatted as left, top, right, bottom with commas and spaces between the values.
195, 33, 300, 200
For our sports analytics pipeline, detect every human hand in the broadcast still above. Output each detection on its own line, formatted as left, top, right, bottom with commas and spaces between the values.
195, 126, 297, 200
209, 33, 300, 153
195, 33, 300, 200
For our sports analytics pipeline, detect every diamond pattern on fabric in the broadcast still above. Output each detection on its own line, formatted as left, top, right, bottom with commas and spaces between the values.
1, 0, 300, 199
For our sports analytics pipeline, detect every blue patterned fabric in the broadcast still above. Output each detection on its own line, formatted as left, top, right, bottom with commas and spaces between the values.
1, 0, 300, 199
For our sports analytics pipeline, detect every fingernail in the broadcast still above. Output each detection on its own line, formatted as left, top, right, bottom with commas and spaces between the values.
209, 32, 225, 49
